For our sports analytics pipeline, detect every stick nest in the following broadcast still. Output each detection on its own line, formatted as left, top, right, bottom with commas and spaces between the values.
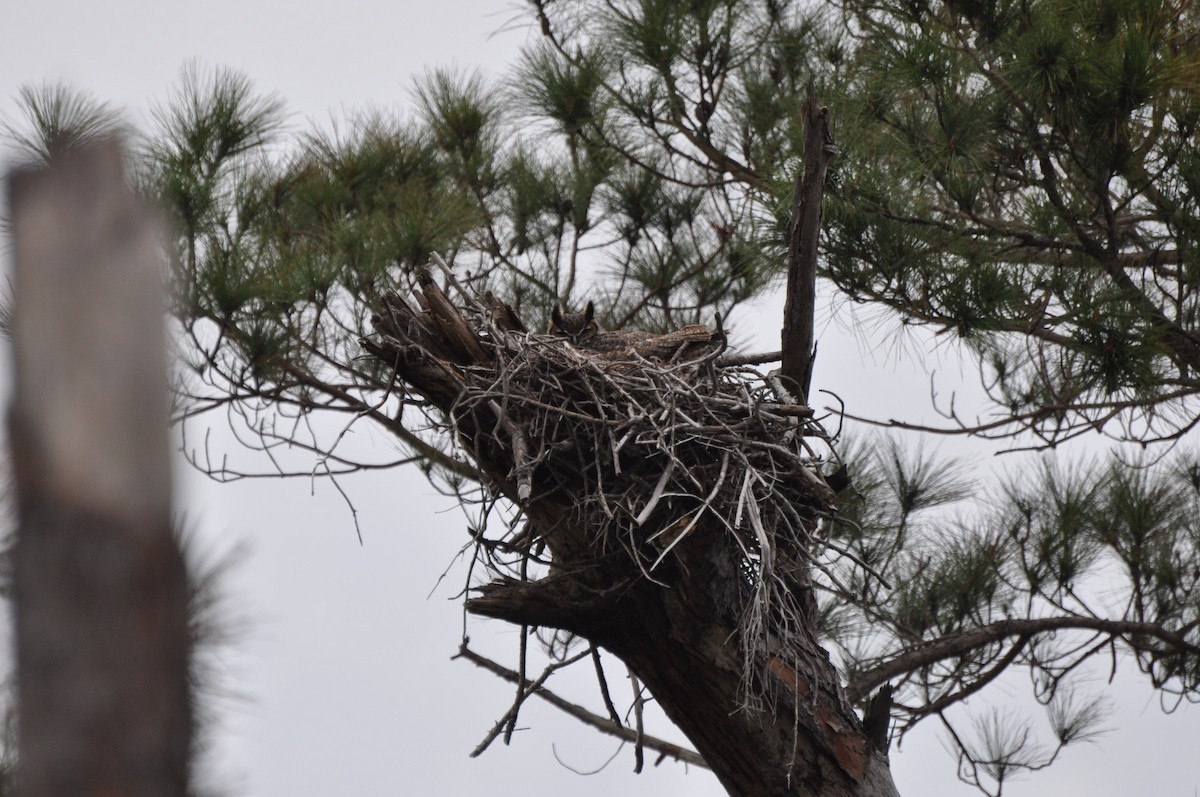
362, 267, 845, 701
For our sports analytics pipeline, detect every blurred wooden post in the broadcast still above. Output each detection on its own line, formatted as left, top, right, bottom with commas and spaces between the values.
8, 140, 191, 797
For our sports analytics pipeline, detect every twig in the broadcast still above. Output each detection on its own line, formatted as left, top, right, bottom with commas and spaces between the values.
591, 645, 622, 725
718, 349, 783, 366
455, 645, 707, 769
469, 646, 591, 758
629, 668, 646, 774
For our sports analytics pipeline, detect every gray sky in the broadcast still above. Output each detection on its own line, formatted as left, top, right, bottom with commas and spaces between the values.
3, 2, 1198, 795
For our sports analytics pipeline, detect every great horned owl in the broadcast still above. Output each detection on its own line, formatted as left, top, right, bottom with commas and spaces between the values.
550, 300, 721, 362
548, 301, 600, 344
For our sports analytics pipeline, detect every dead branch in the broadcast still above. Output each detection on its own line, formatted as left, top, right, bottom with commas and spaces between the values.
455, 645, 708, 769
781, 81, 837, 403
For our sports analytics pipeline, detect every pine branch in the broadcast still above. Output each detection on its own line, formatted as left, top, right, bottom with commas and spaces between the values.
845, 616, 1200, 704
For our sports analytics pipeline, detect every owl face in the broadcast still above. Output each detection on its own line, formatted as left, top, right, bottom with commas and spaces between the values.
549, 301, 600, 343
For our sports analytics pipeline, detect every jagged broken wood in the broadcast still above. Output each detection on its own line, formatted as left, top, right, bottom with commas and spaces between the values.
781, 81, 837, 403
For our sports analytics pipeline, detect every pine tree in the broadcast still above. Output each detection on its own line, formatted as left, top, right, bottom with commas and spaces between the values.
5, 2, 1199, 795
825, 0, 1200, 445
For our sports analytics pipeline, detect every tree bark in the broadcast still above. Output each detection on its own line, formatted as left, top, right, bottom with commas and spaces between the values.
8, 140, 191, 797
468, 517, 900, 797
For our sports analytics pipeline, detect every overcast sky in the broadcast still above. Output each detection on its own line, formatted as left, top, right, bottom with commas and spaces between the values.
3, 2, 1198, 796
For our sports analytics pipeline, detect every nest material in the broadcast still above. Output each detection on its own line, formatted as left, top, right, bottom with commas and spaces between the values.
363, 265, 843, 703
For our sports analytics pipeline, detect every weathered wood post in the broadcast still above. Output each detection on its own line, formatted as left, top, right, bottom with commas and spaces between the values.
8, 139, 191, 797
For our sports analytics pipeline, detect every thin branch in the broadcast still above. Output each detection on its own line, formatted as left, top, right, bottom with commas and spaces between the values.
846, 617, 1200, 703
454, 644, 707, 769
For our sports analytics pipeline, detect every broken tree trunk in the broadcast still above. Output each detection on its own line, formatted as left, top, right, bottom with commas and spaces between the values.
362, 268, 900, 797
8, 140, 192, 797
781, 81, 837, 404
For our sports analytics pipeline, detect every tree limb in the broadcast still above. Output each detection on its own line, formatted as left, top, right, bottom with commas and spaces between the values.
454, 644, 708, 769
781, 81, 836, 402
846, 617, 1200, 703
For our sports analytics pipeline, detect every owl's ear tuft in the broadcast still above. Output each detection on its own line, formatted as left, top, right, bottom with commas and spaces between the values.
551, 305, 564, 325
584, 301, 595, 322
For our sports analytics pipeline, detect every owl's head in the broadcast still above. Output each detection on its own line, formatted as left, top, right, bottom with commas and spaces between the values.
549, 301, 600, 343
